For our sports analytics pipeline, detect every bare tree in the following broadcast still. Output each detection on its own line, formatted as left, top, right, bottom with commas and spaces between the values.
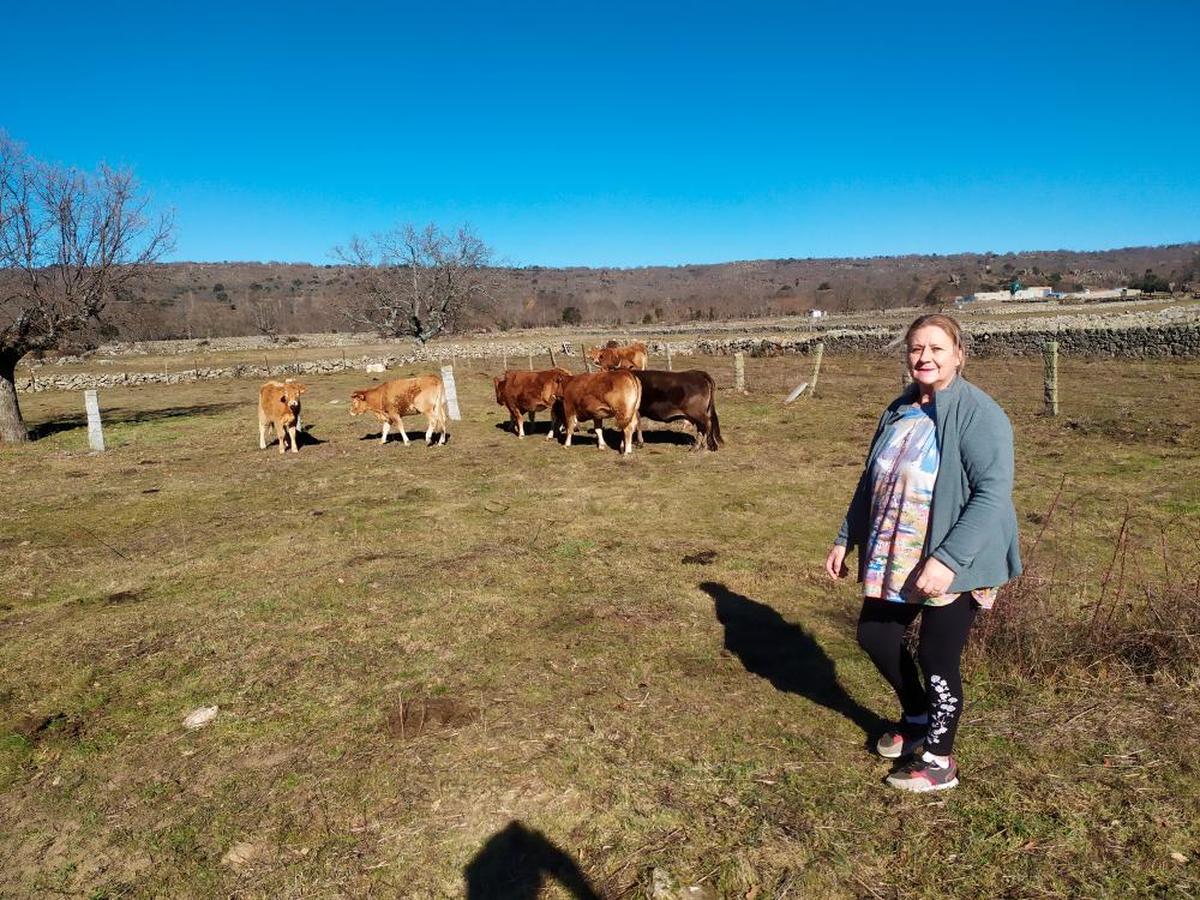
333, 223, 493, 343
0, 132, 173, 442
247, 295, 281, 341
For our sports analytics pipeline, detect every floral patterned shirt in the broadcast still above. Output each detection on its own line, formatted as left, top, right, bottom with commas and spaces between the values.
862, 402, 997, 609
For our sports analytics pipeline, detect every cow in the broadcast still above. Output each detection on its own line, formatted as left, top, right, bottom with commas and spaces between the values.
258, 379, 307, 454
632, 369, 724, 451
349, 374, 449, 446
585, 340, 648, 371
554, 369, 642, 454
492, 368, 573, 439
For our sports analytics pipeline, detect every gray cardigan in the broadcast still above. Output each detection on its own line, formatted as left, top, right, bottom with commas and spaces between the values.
835, 376, 1022, 593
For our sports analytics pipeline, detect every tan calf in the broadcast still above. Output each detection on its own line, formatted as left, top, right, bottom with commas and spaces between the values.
258, 379, 307, 454
350, 374, 449, 446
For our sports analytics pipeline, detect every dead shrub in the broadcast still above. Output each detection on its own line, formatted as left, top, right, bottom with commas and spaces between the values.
969, 483, 1200, 683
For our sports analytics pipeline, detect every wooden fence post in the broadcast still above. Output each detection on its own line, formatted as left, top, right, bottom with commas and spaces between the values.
734, 352, 746, 393
809, 341, 825, 398
582, 343, 593, 373
528, 352, 534, 371
548, 346, 557, 368
502, 350, 508, 372
1043, 341, 1059, 416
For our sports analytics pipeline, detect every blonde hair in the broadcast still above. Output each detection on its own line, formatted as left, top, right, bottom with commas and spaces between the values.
905, 313, 965, 371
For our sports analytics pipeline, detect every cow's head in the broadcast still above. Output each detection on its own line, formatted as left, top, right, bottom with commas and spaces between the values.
585, 346, 604, 367
280, 380, 306, 411
348, 390, 368, 416
492, 375, 507, 405
546, 368, 574, 400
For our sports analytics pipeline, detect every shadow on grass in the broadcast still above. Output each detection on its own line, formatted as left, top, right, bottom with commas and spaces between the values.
464, 820, 603, 900
701, 581, 887, 742
29, 402, 242, 440
494, 419, 556, 438
357, 430, 451, 445
262, 427, 327, 450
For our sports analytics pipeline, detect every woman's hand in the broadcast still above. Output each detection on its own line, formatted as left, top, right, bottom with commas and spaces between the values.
825, 544, 849, 580
914, 557, 955, 597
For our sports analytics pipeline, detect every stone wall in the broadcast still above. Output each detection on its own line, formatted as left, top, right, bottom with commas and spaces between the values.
16, 323, 1200, 393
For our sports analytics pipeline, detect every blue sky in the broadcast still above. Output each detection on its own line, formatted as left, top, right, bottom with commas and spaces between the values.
4, 1, 1197, 267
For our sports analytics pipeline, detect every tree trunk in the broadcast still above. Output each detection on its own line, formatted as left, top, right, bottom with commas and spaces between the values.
0, 352, 29, 443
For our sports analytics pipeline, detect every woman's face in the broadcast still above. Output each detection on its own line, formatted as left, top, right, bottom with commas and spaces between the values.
907, 325, 963, 394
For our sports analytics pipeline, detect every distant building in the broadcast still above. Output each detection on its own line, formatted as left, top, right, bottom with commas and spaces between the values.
956, 286, 1054, 304
807, 308, 826, 318
1057, 288, 1142, 301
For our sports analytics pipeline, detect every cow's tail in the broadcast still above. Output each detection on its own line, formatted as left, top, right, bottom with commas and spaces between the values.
438, 380, 450, 435
705, 374, 723, 451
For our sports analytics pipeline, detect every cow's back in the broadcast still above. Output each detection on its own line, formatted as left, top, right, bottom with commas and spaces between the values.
382, 374, 443, 416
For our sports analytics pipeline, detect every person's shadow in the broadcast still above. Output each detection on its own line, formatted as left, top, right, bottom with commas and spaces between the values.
464, 820, 603, 900
700, 581, 886, 742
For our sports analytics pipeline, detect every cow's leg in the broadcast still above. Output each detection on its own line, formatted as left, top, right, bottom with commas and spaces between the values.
516, 413, 525, 439
594, 419, 607, 449
396, 417, 410, 445
635, 416, 644, 448
563, 414, 577, 447
380, 420, 390, 444
259, 420, 268, 450
622, 416, 636, 455
288, 424, 300, 453
276, 421, 286, 454
425, 416, 434, 445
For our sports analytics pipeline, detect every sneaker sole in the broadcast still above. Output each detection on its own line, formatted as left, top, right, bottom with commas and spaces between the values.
886, 775, 959, 793
876, 742, 924, 760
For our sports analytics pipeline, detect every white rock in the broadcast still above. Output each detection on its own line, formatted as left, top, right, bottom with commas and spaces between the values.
221, 841, 261, 868
183, 706, 219, 730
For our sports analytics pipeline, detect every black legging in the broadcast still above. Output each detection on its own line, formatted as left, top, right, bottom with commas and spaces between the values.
856, 593, 977, 756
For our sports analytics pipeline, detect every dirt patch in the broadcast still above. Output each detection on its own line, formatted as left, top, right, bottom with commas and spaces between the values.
71, 588, 148, 607
16, 711, 84, 743
682, 549, 718, 565
384, 697, 477, 740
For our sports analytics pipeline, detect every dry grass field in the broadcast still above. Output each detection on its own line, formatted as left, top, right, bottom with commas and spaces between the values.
2, 348, 1199, 898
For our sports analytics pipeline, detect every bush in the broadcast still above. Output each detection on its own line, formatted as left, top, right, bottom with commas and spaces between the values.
561, 307, 582, 325
969, 488, 1200, 683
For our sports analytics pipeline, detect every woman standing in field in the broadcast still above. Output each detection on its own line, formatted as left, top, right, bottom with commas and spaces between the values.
825, 314, 1021, 792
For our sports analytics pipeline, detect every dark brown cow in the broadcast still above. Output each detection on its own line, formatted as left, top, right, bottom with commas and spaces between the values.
492, 368, 573, 439
585, 340, 648, 371
632, 369, 724, 451
349, 374, 448, 446
555, 370, 642, 454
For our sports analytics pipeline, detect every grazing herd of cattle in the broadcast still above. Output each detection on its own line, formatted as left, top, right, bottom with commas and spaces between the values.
256, 340, 723, 455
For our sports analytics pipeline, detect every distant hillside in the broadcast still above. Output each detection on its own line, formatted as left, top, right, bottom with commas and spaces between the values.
112, 243, 1200, 340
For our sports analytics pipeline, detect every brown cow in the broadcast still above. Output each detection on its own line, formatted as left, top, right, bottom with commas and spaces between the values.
632, 369, 724, 451
350, 374, 448, 446
555, 370, 642, 454
492, 368, 573, 439
258, 379, 307, 454
585, 340, 648, 371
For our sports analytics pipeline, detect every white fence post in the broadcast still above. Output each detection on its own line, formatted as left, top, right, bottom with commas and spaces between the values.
84, 390, 105, 452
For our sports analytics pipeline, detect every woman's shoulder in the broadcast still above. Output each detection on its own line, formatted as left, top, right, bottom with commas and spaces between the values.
954, 378, 1013, 430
